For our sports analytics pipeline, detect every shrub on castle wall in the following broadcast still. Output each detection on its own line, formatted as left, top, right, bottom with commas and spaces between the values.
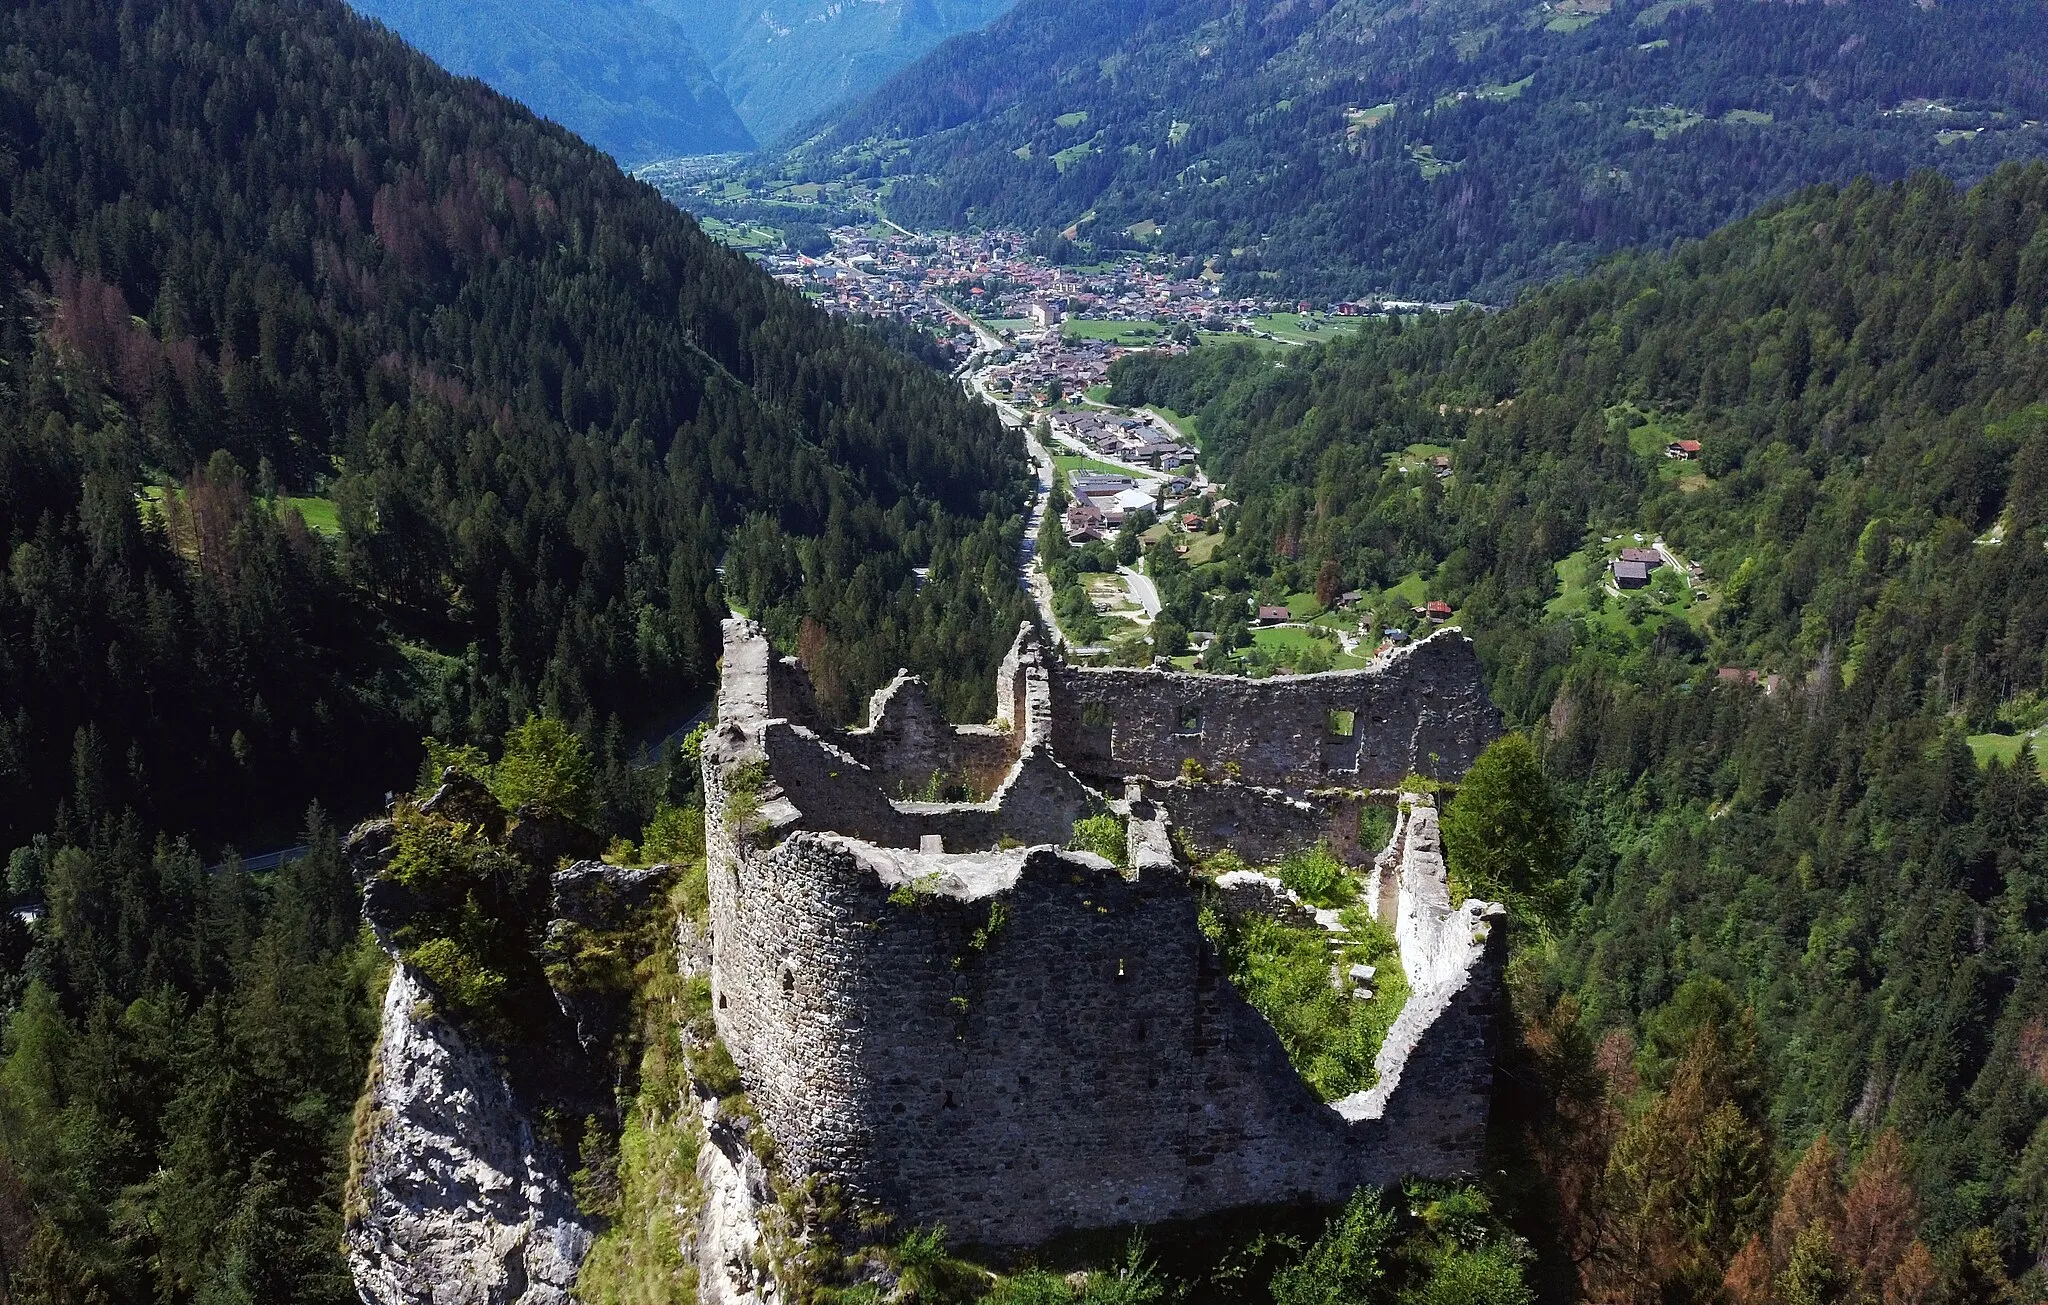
1067, 812, 1128, 865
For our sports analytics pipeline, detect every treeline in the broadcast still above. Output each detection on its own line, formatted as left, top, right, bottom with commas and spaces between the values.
0, 0, 1027, 1297
0, 0, 1030, 857
1110, 165, 2048, 1291
790, 0, 2048, 299
1, 810, 380, 1303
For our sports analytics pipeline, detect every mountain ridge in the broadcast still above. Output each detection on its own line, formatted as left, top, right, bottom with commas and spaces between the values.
347, 0, 758, 164
783, 0, 2048, 299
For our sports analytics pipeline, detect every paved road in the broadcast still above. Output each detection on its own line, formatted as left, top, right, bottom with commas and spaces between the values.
1120, 565, 1161, 619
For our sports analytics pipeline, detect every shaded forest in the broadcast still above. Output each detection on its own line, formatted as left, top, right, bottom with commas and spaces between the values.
0, 0, 1027, 1297
0, 0, 1031, 858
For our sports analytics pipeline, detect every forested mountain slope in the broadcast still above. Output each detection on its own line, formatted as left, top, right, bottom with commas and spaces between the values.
0, 1, 1028, 1290
798, 0, 2048, 299
346, 0, 757, 164
1107, 165, 2048, 1295
0, 0, 1028, 860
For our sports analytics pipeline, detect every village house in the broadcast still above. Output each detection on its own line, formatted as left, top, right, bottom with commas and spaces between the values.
1611, 559, 1651, 589
1666, 439, 1703, 460
1256, 604, 1290, 624
1065, 499, 1106, 541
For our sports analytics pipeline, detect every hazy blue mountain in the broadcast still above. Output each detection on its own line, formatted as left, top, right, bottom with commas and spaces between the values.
348, 0, 756, 164
644, 0, 1019, 146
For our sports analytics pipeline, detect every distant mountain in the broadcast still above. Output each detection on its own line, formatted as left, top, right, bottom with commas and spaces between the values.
349, 0, 1018, 161
791, 0, 2048, 299
348, 0, 756, 164
645, 0, 1019, 146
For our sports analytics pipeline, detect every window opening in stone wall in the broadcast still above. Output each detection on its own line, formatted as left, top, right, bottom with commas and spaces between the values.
1176, 706, 1202, 735
1328, 709, 1356, 738
1081, 701, 1114, 728
782, 968, 795, 994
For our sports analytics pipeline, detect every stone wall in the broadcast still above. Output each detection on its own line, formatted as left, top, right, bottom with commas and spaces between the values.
1047, 631, 1500, 792
1335, 804, 1504, 1182
702, 618, 1507, 1248
705, 830, 1364, 1246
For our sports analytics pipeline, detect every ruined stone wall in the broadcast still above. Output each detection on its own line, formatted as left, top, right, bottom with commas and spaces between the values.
1338, 804, 1504, 1181
703, 618, 1507, 1249
839, 674, 1018, 797
1047, 631, 1500, 792
704, 825, 1362, 1246
1147, 780, 1391, 867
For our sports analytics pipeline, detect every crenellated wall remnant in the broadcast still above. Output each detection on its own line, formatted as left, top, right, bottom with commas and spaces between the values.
702, 619, 1507, 1247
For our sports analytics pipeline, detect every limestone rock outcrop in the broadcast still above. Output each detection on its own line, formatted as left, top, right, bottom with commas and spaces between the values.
347, 965, 594, 1305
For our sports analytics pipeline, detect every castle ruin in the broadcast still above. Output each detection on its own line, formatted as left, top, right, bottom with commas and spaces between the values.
701, 619, 1507, 1248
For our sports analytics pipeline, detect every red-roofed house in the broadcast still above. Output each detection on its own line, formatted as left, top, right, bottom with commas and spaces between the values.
1256, 605, 1290, 624
1666, 439, 1702, 460
1425, 600, 1452, 622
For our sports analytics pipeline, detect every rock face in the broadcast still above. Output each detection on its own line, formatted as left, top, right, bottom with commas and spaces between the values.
348, 965, 595, 1305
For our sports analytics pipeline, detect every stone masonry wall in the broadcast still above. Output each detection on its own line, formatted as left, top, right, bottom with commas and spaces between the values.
703, 827, 1362, 1247
703, 618, 1507, 1249
1047, 630, 1500, 792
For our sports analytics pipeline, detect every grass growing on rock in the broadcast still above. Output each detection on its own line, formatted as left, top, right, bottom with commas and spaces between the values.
574, 874, 708, 1303
1199, 842, 1408, 1101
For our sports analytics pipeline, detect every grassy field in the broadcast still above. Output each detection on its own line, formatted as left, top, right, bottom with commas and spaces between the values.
1053, 140, 1096, 173
1478, 75, 1535, 102
1548, 542, 1707, 637
1347, 103, 1398, 137
1148, 406, 1202, 445
1387, 442, 1454, 477
282, 495, 341, 536
1247, 314, 1365, 345
1179, 529, 1225, 565
1627, 104, 1705, 139
1196, 330, 1295, 354
1065, 318, 1166, 346
696, 216, 782, 251
1967, 731, 2047, 772
140, 480, 341, 537
1616, 403, 1710, 488
1250, 624, 1375, 671
1056, 452, 1147, 480
1409, 144, 1461, 178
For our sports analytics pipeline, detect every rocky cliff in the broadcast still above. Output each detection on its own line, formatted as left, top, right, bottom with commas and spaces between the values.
345, 793, 675, 1305
347, 964, 595, 1305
